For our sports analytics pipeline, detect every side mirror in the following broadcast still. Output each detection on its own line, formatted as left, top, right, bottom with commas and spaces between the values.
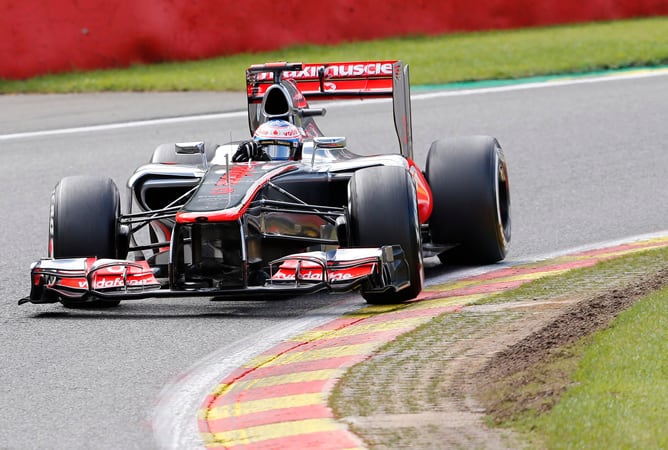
175, 141, 208, 170
175, 141, 204, 155
311, 137, 347, 165
313, 137, 346, 149
297, 108, 327, 118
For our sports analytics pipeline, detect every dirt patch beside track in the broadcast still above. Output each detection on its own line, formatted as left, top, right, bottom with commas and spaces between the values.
475, 268, 668, 426
331, 256, 668, 449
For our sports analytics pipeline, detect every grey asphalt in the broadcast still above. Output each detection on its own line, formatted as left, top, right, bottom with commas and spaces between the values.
1, 72, 667, 449
0, 91, 246, 134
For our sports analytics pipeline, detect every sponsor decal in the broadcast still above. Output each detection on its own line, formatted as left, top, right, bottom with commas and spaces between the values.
255, 121, 301, 139
256, 62, 395, 81
56, 274, 157, 290
272, 269, 326, 281
212, 164, 253, 195
272, 262, 374, 282
87, 276, 156, 290
323, 62, 394, 78
90, 263, 158, 290
49, 261, 159, 291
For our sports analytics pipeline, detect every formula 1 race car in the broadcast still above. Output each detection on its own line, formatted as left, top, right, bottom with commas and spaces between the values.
20, 60, 511, 308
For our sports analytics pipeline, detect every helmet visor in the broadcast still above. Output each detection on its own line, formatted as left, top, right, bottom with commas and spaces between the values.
258, 139, 296, 160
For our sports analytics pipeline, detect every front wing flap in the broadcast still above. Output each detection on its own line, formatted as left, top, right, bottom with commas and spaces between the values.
19, 246, 410, 304
268, 245, 410, 294
20, 258, 162, 304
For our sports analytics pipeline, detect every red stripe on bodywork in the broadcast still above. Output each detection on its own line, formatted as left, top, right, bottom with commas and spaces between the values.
408, 159, 433, 223
176, 164, 298, 223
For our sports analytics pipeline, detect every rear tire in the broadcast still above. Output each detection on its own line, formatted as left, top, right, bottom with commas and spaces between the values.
349, 165, 423, 304
426, 136, 511, 263
51, 176, 123, 308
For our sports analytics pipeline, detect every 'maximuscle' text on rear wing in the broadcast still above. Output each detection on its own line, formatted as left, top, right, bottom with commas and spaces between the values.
247, 60, 398, 101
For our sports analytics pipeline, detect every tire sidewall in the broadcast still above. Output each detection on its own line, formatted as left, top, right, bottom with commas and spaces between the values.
426, 136, 511, 263
348, 165, 423, 303
51, 176, 121, 259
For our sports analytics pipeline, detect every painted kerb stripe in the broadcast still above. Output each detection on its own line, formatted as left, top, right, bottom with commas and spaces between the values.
197, 236, 668, 449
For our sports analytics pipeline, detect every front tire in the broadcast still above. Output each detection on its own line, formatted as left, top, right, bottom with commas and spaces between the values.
426, 136, 511, 264
50, 176, 123, 308
348, 165, 423, 304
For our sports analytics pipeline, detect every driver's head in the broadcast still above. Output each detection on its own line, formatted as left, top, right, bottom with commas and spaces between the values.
253, 120, 303, 160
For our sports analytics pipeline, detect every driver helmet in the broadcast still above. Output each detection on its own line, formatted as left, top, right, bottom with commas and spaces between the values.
253, 120, 303, 160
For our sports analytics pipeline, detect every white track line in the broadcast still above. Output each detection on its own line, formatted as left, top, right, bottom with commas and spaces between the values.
0, 111, 245, 142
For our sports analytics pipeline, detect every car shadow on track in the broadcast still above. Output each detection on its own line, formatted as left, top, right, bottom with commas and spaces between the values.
28, 292, 363, 321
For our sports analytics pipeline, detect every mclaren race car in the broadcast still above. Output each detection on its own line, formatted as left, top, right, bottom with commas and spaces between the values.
20, 60, 511, 308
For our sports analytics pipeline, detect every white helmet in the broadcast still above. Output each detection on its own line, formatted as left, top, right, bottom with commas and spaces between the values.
253, 120, 303, 160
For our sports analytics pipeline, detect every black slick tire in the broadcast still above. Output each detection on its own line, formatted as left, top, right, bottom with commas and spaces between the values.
50, 176, 122, 308
348, 165, 423, 304
426, 135, 511, 263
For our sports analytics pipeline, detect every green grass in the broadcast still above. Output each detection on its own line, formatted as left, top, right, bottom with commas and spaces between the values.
529, 286, 668, 449
2, 17, 668, 93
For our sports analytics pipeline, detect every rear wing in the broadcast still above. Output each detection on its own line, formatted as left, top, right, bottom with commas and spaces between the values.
246, 61, 414, 159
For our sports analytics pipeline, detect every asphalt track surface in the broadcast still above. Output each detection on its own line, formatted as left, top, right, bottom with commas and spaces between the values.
1, 70, 667, 449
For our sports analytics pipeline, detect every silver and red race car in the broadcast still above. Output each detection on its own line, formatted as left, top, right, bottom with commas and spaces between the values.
20, 60, 511, 308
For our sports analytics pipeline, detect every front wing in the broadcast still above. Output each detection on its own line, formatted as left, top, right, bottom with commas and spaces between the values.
19, 246, 411, 304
